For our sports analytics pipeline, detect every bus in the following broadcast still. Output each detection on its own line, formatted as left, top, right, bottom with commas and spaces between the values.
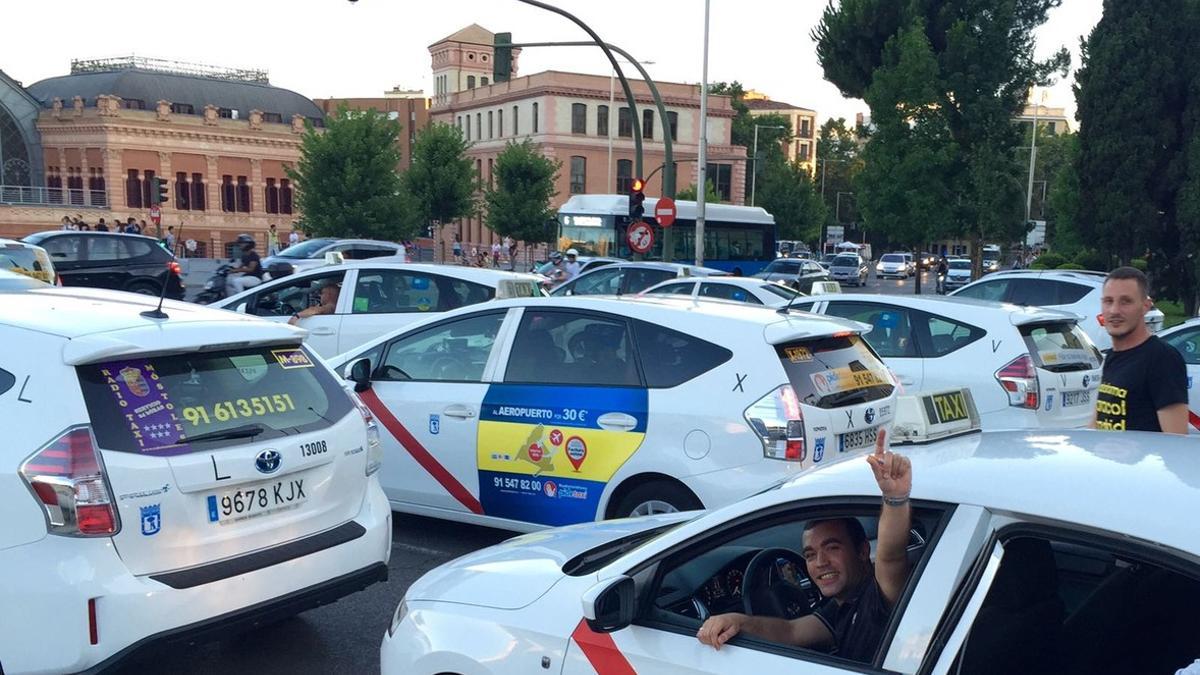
557, 194, 777, 275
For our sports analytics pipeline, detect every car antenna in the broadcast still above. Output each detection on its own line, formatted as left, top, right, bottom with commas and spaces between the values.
777, 290, 801, 316
139, 262, 173, 320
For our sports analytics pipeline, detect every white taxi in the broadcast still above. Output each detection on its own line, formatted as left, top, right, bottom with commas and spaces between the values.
791, 294, 1102, 429
215, 261, 544, 357
1160, 317, 1200, 433
381, 429, 1200, 674
331, 296, 899, 530
0, 287, 390, 675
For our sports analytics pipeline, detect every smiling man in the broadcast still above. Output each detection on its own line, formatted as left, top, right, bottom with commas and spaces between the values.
697, 430, 912, 662
1093, 267, 1188, 434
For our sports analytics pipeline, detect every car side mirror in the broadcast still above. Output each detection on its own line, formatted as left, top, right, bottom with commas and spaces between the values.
348, 358, 372, 393
581, 575, 635, 634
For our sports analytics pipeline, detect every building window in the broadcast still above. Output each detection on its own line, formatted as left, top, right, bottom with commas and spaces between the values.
705, 163, 733, 202
47, 167, 63, 204
799, 142, 810, 161
126, 169, 143, 208
571, 103, 587, 134
642, 109, 654, 139
262, 112, 283, 124
488, 111, 494, 139
88, 168, 107, 207
467, 75, 476, 89
221, 175, 235, 212
618, 107, 632, 137
141, 169, 155, 207
513, 105, 519, 135
498, 108, 504, 137
457, 115, 462, 132
280, 179, 293, 214
481, 76, 489, 86
487, 158, 494, 190
668, 111, 678, 142
170, 102, 194, 115
218, 108, 237, 119
265, 177, 280, 214
68, 168, 84, 206
532, 102, 539, 133
597, 104, 609, 136
124, 99, 146, 110
616, 159, 633, 193
465, 115, 471, 141
191, 172, 206, 211
236, 176, 251, 213
570, 156, 587, 194
476, 113, 482, 139
175, 172, 190, 210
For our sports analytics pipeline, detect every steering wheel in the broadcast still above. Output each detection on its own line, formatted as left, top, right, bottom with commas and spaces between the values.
429, 356, 466, 380
741, 548, 821, 619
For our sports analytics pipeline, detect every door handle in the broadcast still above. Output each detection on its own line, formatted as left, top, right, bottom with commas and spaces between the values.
308, 327, 336, 336
898, 377, 916, 386
443, 405, 476, 420
597, 412, 638, 431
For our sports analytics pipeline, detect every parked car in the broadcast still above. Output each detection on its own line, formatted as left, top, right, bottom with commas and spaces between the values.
875, 253, 911, 280
753, 258, 831, 293
641, 276, 804, 307
329, 294, 898, 529
818, 252, 840, 270
216, 262, 545, 357
0, 238, 56, 284
382, 429, 1200, 675
264, 238, 405, 273
23, 231, 184, 299
0, 287, 390, 674
942, 258, 974, 292
1158, 317, 1200, 434
550, 262, 727, 297
949, 269, 1165, 350
829, 254, 869, 287
534, 255, 624, 280
791, 293, 1102, 429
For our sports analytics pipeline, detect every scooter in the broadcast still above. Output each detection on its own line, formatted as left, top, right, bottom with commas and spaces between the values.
193, 261, 294, 305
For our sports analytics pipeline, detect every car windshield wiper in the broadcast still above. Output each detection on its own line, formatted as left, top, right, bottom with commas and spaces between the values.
185, 423, 266, 444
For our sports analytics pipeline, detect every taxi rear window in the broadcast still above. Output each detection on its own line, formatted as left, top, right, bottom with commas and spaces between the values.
0, 243, 55, 283
76, 344, 353, 454
777, 334, 894, 409
1020, 322, 1102, 372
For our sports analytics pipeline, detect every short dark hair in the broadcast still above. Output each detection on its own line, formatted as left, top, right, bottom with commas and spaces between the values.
804, 517, 868, 550
1104, 266, 1148, 298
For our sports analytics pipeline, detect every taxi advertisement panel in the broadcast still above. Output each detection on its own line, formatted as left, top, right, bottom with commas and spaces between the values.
477, 384, 647, 526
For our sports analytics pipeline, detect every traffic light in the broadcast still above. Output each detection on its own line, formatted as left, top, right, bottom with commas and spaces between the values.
629, 178, 645, 221
151, 177, 169, 205
493, 32, 513, 83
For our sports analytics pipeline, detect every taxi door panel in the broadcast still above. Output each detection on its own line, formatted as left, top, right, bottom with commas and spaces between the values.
1189, 362, 1199, 433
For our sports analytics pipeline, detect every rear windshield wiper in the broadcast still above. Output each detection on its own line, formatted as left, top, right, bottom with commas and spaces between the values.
185, 423, 266, 444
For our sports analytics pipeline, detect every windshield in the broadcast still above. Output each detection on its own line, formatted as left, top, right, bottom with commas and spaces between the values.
1, 242, 55, 283
276, 238, 335, 259
763, 260, 801, 274
562, 520, 690, 576
832, 256, 859, 266
949, 260, 972, 270
760, 283, 802, 299
881, 254, 903, 263
1021, 322, 1102, 372
776, 334, 895, 409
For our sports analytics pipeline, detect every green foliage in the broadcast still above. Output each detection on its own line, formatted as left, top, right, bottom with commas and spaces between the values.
483, 140, 561, 245
1056, 262, 1085, 270
1131, 257, 1149, 272
1073, 249, 1110, 272
1044, 132, 1082, 254
1034, 252, 1067, 268
676, 181, 721, 203
285, 106, 415, 240
757, 158, 827, 242
816, 118, 864, 227
405, 123, 478, 231
709, 83, 793, 197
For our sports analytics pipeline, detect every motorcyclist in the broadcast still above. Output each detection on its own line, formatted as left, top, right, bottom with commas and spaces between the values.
935, 256, 949, 294
544, 251, 569, 288
226, 234, 264, 298
564, 248, 582, 280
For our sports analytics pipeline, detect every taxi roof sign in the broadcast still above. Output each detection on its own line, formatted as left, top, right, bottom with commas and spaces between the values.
892, 387, 981, 445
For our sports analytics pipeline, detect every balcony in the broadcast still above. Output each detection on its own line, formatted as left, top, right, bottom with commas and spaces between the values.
0, 186, 109, 208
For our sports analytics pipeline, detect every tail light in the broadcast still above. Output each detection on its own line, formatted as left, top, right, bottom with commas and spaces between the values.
351, 393, 382, 475
19, 427, 119, 536
744, 385, 806, 461
167, 261, 182, 276
995, 354, 1039, 410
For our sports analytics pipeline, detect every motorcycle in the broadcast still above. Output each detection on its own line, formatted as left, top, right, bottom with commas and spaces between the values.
193, 261, 293, 305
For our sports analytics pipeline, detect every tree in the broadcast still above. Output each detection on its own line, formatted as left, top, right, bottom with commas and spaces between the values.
484, 140, 561, 246
757, 158, 827, 243
708, 82, 793, 196
285, 107, 414, 240
1176, 0, 1200, 314
1043, 132, 1084, 255
816, 117, 863, 232
676, 180, 720, 203
814, 0, 1069, 276
405, 122, 478, 237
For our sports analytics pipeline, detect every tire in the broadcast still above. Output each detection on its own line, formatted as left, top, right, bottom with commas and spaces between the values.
611, 481, 702, 519
128, 281, 161, 296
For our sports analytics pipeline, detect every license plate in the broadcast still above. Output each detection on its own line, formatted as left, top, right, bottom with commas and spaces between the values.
838, 427, 878, 453
1061, 390, 1092, 407
206, 478, 306, 524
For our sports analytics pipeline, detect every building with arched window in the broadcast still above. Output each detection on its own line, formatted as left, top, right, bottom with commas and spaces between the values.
0, 69, 47, 195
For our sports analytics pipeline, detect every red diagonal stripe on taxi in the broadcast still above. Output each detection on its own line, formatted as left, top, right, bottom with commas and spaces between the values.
359, 389, 483, 515
571, 619, 636, 675
1190, 410, 1200, 431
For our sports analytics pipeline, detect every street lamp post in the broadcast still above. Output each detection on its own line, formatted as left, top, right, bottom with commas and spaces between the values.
750, 124, 787, 208
695, 0, 710, 267
1024, 89, 1047, 226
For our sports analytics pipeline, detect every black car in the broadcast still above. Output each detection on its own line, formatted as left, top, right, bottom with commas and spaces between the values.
23, 231, 184, 299
752, 257, 832, 293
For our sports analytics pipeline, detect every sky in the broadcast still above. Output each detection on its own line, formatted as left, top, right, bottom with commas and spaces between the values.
2, 0, 1103, 127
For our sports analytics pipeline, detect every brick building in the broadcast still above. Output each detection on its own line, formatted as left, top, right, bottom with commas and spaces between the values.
313, 86, 431, 171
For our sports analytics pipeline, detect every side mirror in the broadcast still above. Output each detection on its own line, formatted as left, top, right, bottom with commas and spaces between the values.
348, 358, 372, 393
581, 575, 635, 634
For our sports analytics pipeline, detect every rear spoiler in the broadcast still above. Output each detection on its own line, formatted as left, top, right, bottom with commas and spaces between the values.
1008, 308, 1080, 327
763, 316, 872, 345
62, 321, 306, 366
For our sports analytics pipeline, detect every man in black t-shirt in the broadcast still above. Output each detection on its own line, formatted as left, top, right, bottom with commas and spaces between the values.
697, 430, 911, 662
225, 234, 263, 298
1093, 267, 1188, 434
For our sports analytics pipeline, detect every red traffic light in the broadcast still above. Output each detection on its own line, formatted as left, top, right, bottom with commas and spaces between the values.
631, 178, 645, 192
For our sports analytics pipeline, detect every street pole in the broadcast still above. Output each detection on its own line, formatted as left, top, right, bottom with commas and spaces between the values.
608, 70, 615, 189
751, 125, 760, 208
820, 158, 828, 254
696, 0, 710, 267
1024, 90, 1044, 226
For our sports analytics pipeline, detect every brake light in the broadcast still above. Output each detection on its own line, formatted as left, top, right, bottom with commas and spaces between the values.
995, 354, 1039, 410
351, 393, 382, 475
167, 261, 182, 276
744, 385, 806, 462
19, 427, 118, 536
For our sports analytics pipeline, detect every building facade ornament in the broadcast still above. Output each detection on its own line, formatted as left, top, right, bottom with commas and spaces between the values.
291, 114, 306, 134
73, 96, 84, 116
248, 109, 263, 131
51, 98, 63, 119
204, 104, 220, 126
156, 100, 172, 122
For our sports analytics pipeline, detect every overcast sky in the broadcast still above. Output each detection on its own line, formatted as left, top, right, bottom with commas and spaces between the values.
3, 0, 1101, 126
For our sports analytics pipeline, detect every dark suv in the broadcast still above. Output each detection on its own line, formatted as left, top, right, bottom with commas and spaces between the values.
23, 231, 184, 299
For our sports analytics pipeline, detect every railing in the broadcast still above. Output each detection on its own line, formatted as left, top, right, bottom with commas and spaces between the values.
0, 185, 109, 208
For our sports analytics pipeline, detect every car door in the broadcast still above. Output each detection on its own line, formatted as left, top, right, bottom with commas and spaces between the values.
482, 308, 648, 527
364, 310, 513, 513
339, 268, 496, 355
1161, 323, 1200, 433
38, 234, 86, 285
557, 266, 625, 296
801, 262, 828, 292
240, 269, 350, 356
819, 300, 924, 392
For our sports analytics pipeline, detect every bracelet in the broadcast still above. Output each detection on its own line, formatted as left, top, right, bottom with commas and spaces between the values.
883, 494, 910, 507
292, 313, 301, 320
